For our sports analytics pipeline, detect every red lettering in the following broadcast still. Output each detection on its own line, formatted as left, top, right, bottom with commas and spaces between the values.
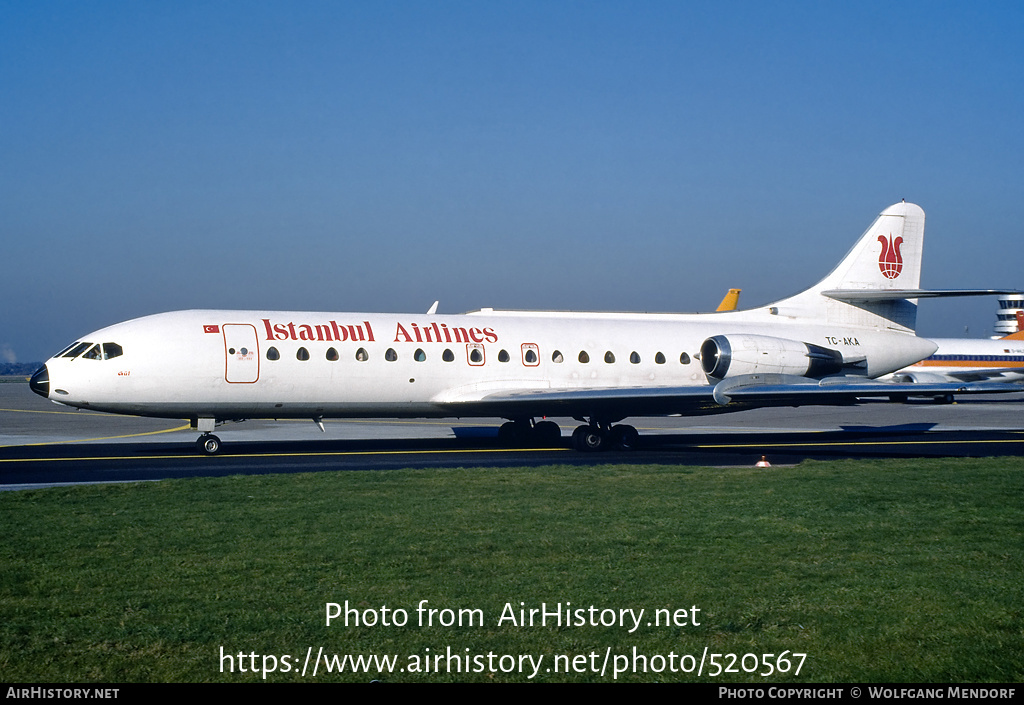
262, 318, 377, 342
453, 327, 469, 343
469, 328, 484, 343
483, 327, 498, 344
394, 322, 413, 343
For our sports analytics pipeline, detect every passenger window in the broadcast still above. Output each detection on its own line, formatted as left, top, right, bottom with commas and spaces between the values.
297, 347, 310, 361
498, 349, 510, 363
521, 343, 539, 366
355, 348, 369, 362
468, 345, 485, 365
442, 349, 455, 362
552, 350, 564, 363
414, 349, 426, 362
629, 351, 640, 364
385, 348, 398, 362
680, 352, 691, 364
267, 347, 280, 361
655, 352, 666, 364
102, 343, 123, 360
604, 351, 615, 363
82, 345, 102, 360
326, 347, 339, 361
578, 351, 590, 363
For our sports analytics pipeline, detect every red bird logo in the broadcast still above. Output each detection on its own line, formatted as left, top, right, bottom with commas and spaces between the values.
877, 233, 903, 279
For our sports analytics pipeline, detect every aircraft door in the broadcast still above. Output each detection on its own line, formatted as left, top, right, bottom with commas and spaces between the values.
223, 324, 260, 383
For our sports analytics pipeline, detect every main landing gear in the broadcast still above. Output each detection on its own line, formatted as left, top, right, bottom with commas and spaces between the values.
496, 417, 640, 452
497, 418, 563, 446
570, 423, 639, 452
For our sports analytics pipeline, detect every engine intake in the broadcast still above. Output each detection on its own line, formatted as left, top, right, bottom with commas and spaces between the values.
700, 334, 844, 381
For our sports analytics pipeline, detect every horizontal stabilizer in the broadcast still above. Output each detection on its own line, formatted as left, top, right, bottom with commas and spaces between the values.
822, 288, 1021, 303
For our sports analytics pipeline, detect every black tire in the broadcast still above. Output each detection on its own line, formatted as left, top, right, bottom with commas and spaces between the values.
498, 422, 519, 443
197, 434, 221, 455
533, 420, 561, 445
611, 424, 639, 451
572, 425, 606, 452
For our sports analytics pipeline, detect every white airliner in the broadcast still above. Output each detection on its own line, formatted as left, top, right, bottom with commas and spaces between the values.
892, 329, 1024, 384
29, 202, 1020, 454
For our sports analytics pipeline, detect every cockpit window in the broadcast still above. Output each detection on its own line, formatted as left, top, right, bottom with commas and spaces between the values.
71, 342, 124, 361
55, 342, 80, 358
63, 342, 92, 359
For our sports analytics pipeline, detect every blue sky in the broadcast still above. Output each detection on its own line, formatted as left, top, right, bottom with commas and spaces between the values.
2, 1, 1022, 362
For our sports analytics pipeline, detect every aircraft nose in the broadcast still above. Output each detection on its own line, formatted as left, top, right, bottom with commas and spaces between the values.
29, 365, 49, 398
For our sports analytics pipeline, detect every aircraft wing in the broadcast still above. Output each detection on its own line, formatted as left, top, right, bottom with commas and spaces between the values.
441, 375, 1019, 418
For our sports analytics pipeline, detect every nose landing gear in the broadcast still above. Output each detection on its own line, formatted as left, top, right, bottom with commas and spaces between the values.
196, 433, 221, 455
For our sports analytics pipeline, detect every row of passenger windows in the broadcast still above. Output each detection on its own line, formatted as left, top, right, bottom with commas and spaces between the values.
263, 346, 694, 365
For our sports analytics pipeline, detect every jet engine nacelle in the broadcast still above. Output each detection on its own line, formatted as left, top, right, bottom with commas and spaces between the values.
700, 334, 844, 381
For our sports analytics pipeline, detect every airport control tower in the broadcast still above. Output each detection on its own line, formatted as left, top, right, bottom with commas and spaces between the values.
994, 294, 1024, 337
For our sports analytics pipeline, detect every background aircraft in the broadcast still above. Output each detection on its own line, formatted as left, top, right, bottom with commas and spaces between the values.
715, 289, 742, 312
893, 315, 1024, 383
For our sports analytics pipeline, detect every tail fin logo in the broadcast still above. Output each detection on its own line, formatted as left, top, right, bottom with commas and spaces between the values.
877, 234, 904, 279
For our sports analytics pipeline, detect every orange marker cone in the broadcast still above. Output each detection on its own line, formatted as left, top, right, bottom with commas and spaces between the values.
755, 455, 771, 468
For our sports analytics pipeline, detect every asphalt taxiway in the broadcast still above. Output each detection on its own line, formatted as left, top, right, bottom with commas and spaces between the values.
2, 378, 1023, 490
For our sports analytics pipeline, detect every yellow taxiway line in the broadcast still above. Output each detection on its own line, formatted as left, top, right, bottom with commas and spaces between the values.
0, 424, 191, 448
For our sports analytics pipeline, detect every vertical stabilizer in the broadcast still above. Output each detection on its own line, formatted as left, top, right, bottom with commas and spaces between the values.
768, 202, 925, 331
814, 201, 924, 293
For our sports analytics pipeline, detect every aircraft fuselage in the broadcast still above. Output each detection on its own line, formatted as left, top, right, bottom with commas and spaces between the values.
36, 307, 935, 421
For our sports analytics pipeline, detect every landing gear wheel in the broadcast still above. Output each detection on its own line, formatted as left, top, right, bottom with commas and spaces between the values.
533, 420, 562, 445
196, 434, 221, 455
610, 424, 639, 451
498, 422, 520, 444
572, 425, 607, 452
499, 419, 562, 446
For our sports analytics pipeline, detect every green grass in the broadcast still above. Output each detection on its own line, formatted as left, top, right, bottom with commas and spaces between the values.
2, 458, 1022, 682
